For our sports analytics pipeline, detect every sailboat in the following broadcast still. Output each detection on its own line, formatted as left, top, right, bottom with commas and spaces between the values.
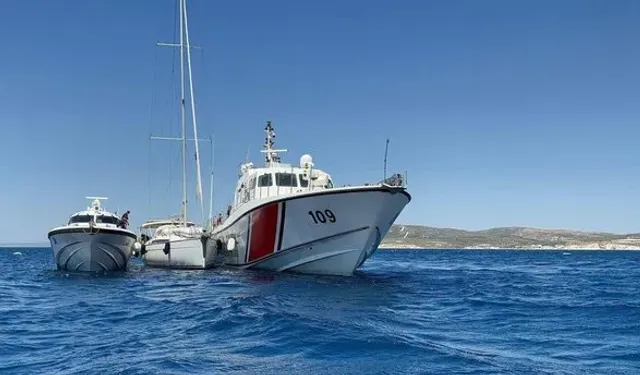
138, 0, 218, 269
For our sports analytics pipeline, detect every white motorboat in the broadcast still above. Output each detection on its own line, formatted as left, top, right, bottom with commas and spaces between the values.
206, 121, 411, 276
48, 197, 137, 272
139, 0, 213, 269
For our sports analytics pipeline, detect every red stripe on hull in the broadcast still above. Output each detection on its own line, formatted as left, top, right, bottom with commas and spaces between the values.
248, 203, 279, 262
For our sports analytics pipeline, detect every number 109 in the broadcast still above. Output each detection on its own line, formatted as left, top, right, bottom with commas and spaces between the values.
308, 209, 336, 224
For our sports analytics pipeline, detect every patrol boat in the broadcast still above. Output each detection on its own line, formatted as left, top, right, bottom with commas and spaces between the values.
206, 121, 411, 276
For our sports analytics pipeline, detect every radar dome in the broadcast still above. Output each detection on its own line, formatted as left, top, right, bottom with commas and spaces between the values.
300, 154, 314, 168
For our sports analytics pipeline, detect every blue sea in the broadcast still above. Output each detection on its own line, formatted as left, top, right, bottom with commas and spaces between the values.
1, 248, 639, 374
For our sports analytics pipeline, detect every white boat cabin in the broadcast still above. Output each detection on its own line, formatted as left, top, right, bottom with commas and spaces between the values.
140, 219, 198, 238
232, 122, 335, 210
233, 162, 334, 208
68, 212, 121, 227
66, 197, 123, 229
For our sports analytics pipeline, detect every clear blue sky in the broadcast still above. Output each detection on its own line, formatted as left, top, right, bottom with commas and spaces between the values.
1, 0, 640, 242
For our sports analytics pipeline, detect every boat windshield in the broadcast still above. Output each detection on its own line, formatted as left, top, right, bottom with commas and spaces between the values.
68, 215, 92, 224
96, 215, 120, 225
258, 173, 273, 187
275, 173, 298, 187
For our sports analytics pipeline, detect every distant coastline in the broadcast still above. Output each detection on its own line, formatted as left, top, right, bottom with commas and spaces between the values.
380, 224, 640, 251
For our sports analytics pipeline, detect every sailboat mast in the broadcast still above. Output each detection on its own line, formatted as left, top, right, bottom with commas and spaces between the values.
179, 0, 187, 226
182, 0, 204, 221
209, 136, 214, 226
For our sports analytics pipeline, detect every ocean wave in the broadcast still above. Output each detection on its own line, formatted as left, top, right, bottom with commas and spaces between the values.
0, 248, 638, 374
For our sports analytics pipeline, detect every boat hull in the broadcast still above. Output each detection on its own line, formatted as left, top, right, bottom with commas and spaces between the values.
207, 186, 410, 276
48, 229, 137, 272
141, 237, 218, 269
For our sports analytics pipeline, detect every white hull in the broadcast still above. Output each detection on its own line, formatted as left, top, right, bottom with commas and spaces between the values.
49, 229, 137, 272
141, 237, 219, 269
207, 186, 410, 276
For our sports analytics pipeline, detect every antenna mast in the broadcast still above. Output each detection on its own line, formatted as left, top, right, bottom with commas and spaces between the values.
261, 121, 287, 166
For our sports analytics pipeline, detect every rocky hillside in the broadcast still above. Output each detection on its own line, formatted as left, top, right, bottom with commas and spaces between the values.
380, 224, 640, 250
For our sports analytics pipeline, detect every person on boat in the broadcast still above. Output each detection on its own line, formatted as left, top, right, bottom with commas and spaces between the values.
226, 205, 232, 218
216, 214, 223, 226
119, 210, 130, 229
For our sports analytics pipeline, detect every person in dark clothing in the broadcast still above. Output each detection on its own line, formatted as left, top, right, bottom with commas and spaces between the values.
226, 205, 232, 218
119, 210, 130, 229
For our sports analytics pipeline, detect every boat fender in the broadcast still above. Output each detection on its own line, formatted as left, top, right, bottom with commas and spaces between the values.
227, 237, 236, 252
163, 242, 170, 255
